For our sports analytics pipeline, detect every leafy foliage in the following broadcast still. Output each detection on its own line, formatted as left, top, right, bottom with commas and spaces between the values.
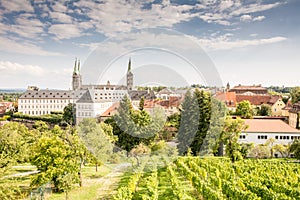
63, 103, 76, 125
290, 87, 300, 104
236, 100, 253, 119
30, 126, 81, 191
290, 139, 300, 159
222, 118, 248, 163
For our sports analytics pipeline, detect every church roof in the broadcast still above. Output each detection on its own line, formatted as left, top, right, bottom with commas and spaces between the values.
19, 89, 72, 99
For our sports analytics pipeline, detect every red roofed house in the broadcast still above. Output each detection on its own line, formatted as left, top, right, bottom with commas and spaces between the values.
217, 84, 285, 116
239, 119, 300, 157
215, 92, 237, 112
229, 84, 268, 95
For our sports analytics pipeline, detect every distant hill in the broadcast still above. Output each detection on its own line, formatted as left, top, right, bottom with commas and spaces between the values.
0, 89, 26, 93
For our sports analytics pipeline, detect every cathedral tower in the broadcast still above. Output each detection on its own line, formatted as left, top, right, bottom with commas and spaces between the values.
72, 58, 82, 90
126, 58, 133, 91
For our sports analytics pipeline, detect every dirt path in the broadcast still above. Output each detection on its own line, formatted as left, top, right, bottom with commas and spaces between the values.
95, 163, 131, 200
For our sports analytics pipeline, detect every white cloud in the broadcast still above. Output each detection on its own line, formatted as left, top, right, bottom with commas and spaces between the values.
49, 12, 73, 24
253, 16, 266, 22
197, 35, 287, 50
48, 24, 83, 40
0, 60, 72, 89
0, 61, 46, 77
231, 2, 282, 16
240, 15, 266, 23
0, 36, 63, 56
240, 14, 252, 22
0, 0, 34, 13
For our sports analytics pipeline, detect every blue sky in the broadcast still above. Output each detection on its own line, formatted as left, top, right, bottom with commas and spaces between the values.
0, 0, 299, 89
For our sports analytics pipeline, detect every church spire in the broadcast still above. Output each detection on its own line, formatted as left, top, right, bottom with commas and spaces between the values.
77, 59, 80, 74
127, 57, 131, 72
73, 58, 78, 75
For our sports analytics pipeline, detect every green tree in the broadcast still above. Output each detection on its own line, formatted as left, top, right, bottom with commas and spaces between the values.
63, 103, 76, 125
257, 104, 272, 116
273, 143, 290, 158
290, 87, 300, 104
177, 90, 199, 155
236, 100, 253, 119
139, 96, 145, 111
30, 126, 88, 191
222, 118, 248, 163
249, 144, 270, 158
200, 98, 226, 156
30, 134, 79, 192
0, 122, 30, 175
290, 139, 300, 159
190, 89, 212, 156
77, 118, 114, 171
108, 95, 164, 157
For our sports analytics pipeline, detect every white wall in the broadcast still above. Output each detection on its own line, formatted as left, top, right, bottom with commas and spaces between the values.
239, 132, 300, 145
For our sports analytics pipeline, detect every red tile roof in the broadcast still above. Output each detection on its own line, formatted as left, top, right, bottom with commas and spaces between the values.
215, 92, 237, 107
243, 119, 300, 133
100, 102, 119, 117
236, 95, 271, 106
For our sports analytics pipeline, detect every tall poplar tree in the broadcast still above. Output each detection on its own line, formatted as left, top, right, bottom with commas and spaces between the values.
190, 89, 212, 156
177, 90, 199, 155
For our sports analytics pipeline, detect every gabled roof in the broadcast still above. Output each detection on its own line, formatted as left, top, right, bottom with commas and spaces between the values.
157, 88, 175, 95
236, 95, 271, 106
268, 95, 281, 104
128, 90, 156, 100
230, 84, 267, 91
289, 102, 300, 113
19, 89, 72, 99
215, 92, 237, 107
77, 89, 94, 103
101, 102, 120, 117
243, 119, 300, 133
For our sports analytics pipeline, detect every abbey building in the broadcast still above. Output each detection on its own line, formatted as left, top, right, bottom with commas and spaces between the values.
18, 58, 134, 123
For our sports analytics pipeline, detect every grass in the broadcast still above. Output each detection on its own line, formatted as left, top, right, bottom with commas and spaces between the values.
47, 164, 115, 200
0, 163, 119, 200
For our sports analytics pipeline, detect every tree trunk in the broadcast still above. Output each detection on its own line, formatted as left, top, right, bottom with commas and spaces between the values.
79, 158, 84, 187
95, 162, 98, 172
218, 141, 224, 156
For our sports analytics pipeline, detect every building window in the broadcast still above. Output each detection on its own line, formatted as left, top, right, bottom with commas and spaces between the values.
239, 135, 246, 139
258, 135, 267, 139
275, 136, 278, 139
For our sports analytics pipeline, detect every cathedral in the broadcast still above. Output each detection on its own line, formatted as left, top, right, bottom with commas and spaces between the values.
18, 58, 154, 124
71, 58, 133, 91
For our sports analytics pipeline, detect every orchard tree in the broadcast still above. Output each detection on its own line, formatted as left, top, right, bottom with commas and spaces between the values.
222, 117, 248, 163
236, 100, 253, 119
30, 133, 79, 192
30, 125, 89, 190
0, 122, 30, 174
77, 118, 114, 171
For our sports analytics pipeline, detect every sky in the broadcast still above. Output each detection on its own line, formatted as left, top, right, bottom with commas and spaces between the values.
0, 0, 299, 89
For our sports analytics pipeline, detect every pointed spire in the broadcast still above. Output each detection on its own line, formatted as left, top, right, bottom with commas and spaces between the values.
127, 57, 131, 72
73, 58, 78, 75
77, 59, 80, 74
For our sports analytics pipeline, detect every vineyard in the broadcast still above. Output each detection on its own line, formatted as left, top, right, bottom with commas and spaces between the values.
115, 157, 300, 200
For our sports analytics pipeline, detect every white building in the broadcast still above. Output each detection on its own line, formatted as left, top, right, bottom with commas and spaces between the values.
18, 87, 73, 115
239, 119, 300, 145
75, 88, 128, 123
